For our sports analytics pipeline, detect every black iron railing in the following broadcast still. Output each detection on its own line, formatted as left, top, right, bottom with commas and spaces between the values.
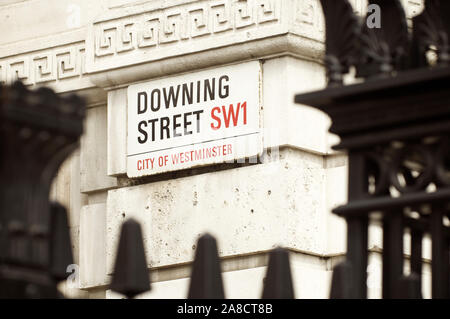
295, 0, 450, 299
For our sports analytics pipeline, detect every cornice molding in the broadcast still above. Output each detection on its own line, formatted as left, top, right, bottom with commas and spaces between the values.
0, 41, 86, 87
0, 29, 106, 104
86, 0, 283, 75
0, 0, 424, 93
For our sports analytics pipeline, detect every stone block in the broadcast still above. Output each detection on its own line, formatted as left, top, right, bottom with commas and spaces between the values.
107, 88, 127, 176
262, 56, 330, 155
106, 147, 327, 274
0, 0, 102, 45
80, 105, 118, 193
50, 150, 88, 228
79, 203, 108, 288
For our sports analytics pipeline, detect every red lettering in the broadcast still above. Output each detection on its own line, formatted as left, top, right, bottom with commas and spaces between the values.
222, 104, 240, 128
171, 153, 180, 164
239, 101, 247, 125
211, 107, 221, 130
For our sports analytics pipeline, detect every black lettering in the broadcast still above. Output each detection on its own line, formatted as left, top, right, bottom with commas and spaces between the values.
137, 92, 147, 114
182, 83, 193, 106
219, 75, 229, 98
184, 112, 192, 135
151, 89, 161, 112
163, 85, 180, 108
193, 110, 204, 133
196, 80, 201, 103
173, 114, 182, 137
137, 120, 148, 144
204, 78, 215, 102
148, 118, 158, 142
160, 117, 170, 140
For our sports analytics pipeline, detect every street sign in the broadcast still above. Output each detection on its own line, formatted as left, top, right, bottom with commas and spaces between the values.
127, 61, 262, 177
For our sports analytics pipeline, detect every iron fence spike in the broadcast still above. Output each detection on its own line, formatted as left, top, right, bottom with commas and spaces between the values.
261, 247, 295, 299
329, 261, 353, 299
188, 233, 225, 299
49, 202, 74, 282
110, 218, 151, 299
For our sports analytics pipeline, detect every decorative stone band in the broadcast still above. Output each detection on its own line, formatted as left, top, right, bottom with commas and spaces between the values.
95, 0, 279, 57
88, 0, 283, 75
0, 42, 87, 90
86, 0, 423, 87
0, 0, 424, 92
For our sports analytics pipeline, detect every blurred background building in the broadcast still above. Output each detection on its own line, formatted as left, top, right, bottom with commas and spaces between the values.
0, 0, 427, 299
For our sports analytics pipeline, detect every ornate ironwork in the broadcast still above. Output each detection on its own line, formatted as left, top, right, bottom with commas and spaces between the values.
411, 0, 450, 67
319, 0, 361, 86
296, 0, 450, 299
319, 0, 412, 86
356, 0, 410, 77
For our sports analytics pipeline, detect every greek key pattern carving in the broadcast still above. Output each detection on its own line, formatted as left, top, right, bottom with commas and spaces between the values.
93, 0, 281, 58
0, 43, 86, 86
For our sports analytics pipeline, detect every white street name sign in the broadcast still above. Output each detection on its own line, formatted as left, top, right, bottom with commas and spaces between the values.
127, 61, 262, 177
